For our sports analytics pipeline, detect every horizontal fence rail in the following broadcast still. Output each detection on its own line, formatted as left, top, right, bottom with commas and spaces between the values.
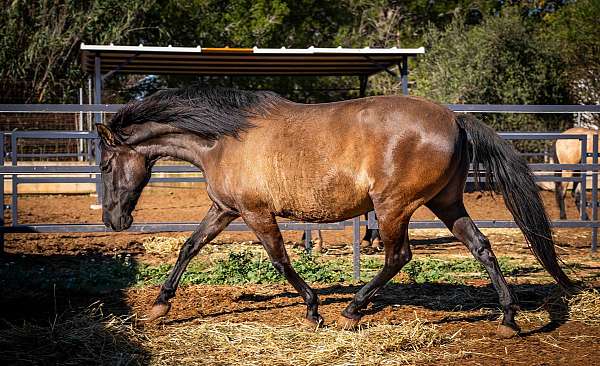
2, 104, 600, 113
1, 104, 600, 279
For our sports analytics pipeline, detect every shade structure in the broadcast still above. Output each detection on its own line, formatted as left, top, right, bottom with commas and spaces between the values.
80, 44, 424, 77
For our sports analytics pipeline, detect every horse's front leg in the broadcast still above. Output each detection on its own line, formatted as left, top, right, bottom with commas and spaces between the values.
146, 203, 238, 321
244, 211, 323, 326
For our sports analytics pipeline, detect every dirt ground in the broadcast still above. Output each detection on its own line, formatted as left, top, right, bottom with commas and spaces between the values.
5, 183, 599, 256
2, 185, 600, 365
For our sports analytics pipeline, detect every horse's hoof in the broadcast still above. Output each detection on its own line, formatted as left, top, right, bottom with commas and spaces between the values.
371, 238, 383, 251
336, 315, 361, 331
145, 303, 171, 322
496, 324, 519, 339
360, 240, 371, 249
302, 315, 324, 330
313, 240, 324, 253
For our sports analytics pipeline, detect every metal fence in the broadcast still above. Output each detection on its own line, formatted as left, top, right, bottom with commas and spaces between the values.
1, 104, 600, 280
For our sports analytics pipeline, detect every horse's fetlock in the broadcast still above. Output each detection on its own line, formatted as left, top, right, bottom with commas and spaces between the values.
341, 307, 362, 320
159, 286, 176, 300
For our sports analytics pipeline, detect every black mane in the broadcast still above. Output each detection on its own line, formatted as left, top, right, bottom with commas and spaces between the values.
108, 87, 284, 141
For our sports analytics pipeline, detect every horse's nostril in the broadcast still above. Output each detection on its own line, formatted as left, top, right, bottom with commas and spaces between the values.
120, 215, 133, 230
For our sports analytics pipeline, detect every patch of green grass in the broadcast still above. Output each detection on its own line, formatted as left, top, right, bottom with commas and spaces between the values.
135, 250, 351, 286
399, 256, 531, 284
1, 251, 535, 294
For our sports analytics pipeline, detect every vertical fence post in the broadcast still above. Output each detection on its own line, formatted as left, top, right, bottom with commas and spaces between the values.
94, 139, 102, 205
352, 216, 361, 281
93, 55, 103, 206
592, 134, 598, 252
0, 132, 4, 253
78, 88, 84, 162
580, 136, 587, 221
10, 133, 17, 226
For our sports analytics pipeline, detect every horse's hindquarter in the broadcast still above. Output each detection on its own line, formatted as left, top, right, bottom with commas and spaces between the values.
555, 127, 598, 165
212, 96, 460, 222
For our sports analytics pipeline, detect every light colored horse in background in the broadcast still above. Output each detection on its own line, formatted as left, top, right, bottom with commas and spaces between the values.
554, 127, 598, 220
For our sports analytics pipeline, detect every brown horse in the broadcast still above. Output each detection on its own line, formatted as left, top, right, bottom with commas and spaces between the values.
554, 127, 597, 220
96, 88, 574, 337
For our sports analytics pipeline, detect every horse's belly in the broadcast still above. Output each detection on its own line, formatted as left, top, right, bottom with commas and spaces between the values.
270, 173, 372, 222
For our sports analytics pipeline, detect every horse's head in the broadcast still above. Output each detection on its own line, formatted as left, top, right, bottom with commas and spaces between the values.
96, 124, 153, 231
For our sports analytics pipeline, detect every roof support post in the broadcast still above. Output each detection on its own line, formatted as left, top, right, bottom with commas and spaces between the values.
400, 56, 409, 95
94, 54, 102, 123
359, 75, 368, 98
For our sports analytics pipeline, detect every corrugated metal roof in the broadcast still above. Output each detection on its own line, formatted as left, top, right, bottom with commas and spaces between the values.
80, 44, 424, 76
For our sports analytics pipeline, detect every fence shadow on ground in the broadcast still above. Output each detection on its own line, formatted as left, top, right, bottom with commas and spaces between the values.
0, 253, 150, 365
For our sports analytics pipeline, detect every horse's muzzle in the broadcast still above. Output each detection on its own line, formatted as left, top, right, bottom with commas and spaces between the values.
104, 212, 133, 232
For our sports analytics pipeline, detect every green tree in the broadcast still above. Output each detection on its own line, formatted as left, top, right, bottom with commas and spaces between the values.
541, 0, 600, 122
412, 9, 569, 132
0, 0, 157, 103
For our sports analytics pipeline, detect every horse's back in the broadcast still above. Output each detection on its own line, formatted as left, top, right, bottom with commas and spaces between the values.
210, 95, 462, 222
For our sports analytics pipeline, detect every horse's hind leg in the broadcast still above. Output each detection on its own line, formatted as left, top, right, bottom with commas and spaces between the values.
426, 199, 521, 338
555, 181, 567, 220
147, 203, 238, 321
361, 214, 382, 251
243, 211, 323, 326
571, 177, 589, 220
339, 212, 411, 329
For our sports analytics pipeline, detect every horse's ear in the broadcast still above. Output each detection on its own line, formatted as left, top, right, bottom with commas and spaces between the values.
96, 124, 117, 147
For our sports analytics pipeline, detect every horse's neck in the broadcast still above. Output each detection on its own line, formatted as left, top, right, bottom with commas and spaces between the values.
134, 132, 216, 169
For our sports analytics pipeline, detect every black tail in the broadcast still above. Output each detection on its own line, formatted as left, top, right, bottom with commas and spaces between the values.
456, 114, 576, 294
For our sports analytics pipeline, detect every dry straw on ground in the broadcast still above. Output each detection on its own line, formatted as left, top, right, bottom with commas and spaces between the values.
0, 305, 147, 365
145, 317, 460, 366
142, 236, 186, 255
568, 289, 600, 324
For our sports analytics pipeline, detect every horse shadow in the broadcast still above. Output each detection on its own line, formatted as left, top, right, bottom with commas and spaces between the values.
0, 251, 150, 365
233, 281, 580, 336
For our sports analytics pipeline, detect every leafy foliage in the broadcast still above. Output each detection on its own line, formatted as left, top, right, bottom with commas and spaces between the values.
413, 9, 570, 133
0, 0, 158, 103
135, 250, 350, 286
1, 0, 598, 129
540, 0, 600, 125
401, 257, 527, 284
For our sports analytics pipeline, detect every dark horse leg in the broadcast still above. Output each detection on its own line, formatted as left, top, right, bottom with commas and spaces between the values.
339, 212, 411, 329
147, 203, 238, 321
301, 229, 324, 252
427, 199, 521, 338
361, 213, 382, 251
554, 180, 567, 220
244, 211, 323, 326
571, 179, 589, 220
